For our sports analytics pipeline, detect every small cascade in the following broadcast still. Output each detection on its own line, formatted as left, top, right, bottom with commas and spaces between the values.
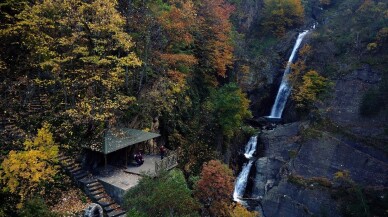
233, 136, 258, 203
269, 30, 310, 118
244, 136, 258, 159
233, 160, 254, 203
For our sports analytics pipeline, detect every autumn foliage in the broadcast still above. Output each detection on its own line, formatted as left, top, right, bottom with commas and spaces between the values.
195, 160, 234, 216
195, 160, 234, 202
157, 0, 196, 45
293, 70, 332, 108
229, 203, 259, 217
262, 0, 304, 37
194, 160, 257, 217
197, 0, 235, 80
0, 123, 59, 208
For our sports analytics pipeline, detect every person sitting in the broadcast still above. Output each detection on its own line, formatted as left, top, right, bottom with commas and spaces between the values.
135, 152, 144, 166
138, 153, 144, 165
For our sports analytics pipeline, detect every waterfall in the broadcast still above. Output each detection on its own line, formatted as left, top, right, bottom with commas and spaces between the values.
269, 30, 310, 118
233, 160, 254, 203
233, 136, 257, 202
244, 136, 258, 159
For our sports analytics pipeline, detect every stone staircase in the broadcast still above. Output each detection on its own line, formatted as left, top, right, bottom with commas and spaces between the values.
0, 92, 49, 145
26, 94, 49, 115
58, 154, 126, 217
0, 114, 26, 143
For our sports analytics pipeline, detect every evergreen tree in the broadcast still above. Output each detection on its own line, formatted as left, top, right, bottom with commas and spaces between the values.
125, 169, 199, 217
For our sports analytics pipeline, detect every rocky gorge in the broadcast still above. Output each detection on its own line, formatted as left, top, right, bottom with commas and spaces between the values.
232, 0, 388, 216
235, 61, 388, 217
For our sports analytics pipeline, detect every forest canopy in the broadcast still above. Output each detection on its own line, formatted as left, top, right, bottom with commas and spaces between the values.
1, 0, 386, 216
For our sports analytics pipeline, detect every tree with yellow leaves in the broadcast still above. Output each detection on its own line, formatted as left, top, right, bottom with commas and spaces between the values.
262, 0, 304, 37
229, 203, 259, 217
0, 123, 59, 208
293, 70, 332, 109
3, 0, 141, 127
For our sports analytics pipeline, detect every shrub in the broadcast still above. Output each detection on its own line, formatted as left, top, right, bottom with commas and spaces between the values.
19, 197, 57, 217
293, 70, 333, 110
124, 169, 199, 217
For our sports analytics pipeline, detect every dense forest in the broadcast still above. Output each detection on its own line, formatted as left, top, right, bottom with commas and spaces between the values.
0, 0, 387, 216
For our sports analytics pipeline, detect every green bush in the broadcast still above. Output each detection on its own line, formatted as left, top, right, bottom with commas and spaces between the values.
124, 169, 199, 217
19, 197, 57, 217
126, 208, 148, 217
207, 83, 252, 138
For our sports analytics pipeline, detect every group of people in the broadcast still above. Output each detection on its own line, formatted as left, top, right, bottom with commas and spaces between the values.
133, 145, 167, 166
134, 151, 144, 166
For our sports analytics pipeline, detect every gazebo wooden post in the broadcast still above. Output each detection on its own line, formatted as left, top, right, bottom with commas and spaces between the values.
125, 147, 128, 167
104, 154, 107, 169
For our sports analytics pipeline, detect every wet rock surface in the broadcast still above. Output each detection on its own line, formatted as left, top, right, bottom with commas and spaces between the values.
322, 65, 387, 140
253, 123, 342, 217
253, 94, 388, 217
293, 134, 388, 186
260, 180, 338, 217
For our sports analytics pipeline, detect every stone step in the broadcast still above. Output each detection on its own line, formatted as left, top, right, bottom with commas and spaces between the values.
5, 125, 18, 130
29, 104, 41, 108
97, 199, 115, 208
107, 209, 126, 217
90, 189, 104, 196
6, 118, 17, 122
87, 182, 100, 188
88, 184, 104, 192
73, 169, 86, 176
63, 158, 73, 164
103, 203, 121, 213
70, 167, 82, 174
66, 161, 78, 168
63, 161, 74, 167
79, 178, 98, 185
93, 193, 108, 201
65, 161, 75, 168
68, 164, 80, 171
116, 214, 126, 217
28, 103, 41, 106
58, 156, 69, 161
74, 172, 88, 180
103, 205, 116, 213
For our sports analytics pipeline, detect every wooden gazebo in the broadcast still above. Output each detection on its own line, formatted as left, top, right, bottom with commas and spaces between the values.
85, 128, 160, 168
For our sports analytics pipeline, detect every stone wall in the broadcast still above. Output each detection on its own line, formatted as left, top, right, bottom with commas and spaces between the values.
99, 179, 126, 205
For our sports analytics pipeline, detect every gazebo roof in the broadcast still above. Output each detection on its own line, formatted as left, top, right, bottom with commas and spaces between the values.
87, 128, 160, 154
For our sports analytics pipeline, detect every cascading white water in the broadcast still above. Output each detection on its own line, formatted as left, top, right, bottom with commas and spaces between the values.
233, 160, 254, 203
233, 136, 257, 202
244, 136, 258, 159
269, 30, 310, 118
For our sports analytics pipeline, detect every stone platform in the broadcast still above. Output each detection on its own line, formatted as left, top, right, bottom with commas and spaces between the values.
95, 165, 141, 205
93, 155, 162, 204
124, 154, 161, 176
93, 154, 176, 204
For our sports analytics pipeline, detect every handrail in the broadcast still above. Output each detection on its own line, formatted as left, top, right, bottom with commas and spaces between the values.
155, 150, 178, 175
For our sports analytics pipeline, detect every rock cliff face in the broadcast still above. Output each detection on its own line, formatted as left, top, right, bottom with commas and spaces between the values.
233, 1, 387, 215
251, 67, 388, 217
322, 65, 387, 141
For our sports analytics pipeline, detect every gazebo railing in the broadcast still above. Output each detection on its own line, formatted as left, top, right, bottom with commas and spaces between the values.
155, 150, 178, 175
